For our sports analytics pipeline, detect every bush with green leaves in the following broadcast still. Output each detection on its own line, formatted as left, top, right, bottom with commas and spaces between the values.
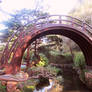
0, 81, 6, 92
36, 53, 49, 67
74, 52, 85, 69
22, 85, 35, 92
45, 65, 61, 76
56, 76, 64, 84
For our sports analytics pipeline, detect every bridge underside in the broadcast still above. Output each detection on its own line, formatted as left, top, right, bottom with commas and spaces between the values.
4, 26, 92, 74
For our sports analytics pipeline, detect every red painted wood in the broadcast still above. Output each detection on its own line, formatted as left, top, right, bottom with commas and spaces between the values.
0, 15, 92, 74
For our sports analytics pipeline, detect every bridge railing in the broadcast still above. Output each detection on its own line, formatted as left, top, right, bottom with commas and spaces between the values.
1, 15, 92, 66
25, 15, 92, 38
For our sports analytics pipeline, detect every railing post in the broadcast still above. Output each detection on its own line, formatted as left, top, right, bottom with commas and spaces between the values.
59, 15, 62, 24
46, 16, 49, 25
82, 21, 85, 31
71, 18, 74, 27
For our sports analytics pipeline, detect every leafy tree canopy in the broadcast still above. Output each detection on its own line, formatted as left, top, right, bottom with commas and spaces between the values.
0, 9, 48, 42
2, 9, 49, 30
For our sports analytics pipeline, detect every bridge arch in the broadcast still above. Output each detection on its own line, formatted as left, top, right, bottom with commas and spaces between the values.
1, 15, 92, 74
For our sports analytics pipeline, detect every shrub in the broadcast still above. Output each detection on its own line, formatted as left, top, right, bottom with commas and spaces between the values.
74, 52, 85, 68
49, 50, 61, 56
0, 81, 6, 92
62, 52, 71, 57
22, 85, 34, 92
36, 53, 48, 67
45, 65, 61, 76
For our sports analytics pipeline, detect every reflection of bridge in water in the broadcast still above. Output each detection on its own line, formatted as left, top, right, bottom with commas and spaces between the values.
0, 15, 92, 74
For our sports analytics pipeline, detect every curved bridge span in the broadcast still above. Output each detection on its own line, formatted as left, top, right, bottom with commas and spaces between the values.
1, 15, 92, 74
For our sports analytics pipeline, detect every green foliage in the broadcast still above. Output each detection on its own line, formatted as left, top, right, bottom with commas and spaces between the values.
36, 53, 48, 67
28, 64, 61, 77
0, 82, 6, 92
62, 52, 71, 57
2, 9, 48, 30
79, 69, 86, 82
23, 52, 48, 66
1, 9, 49, 44
19, 80, 36, 92
73, 52, 86, 82
74, 52, 85, 68
46, 35, 63, 51
26, 51, 38, 62
36, 61, 46, 67
49, 50, 61, 56
46, 65, 61, 76
31, 55, 39, 62
22, 50, 33, 63
22, 85, 34, 92
56, 76, 64, 84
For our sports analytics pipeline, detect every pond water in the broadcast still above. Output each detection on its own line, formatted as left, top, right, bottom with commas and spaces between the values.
21, 65, 26, 69
34, 80, 53, 92
33, 68, 91, 92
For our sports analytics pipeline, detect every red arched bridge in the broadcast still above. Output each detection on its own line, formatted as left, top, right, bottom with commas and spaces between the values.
0, 15, 92, 74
